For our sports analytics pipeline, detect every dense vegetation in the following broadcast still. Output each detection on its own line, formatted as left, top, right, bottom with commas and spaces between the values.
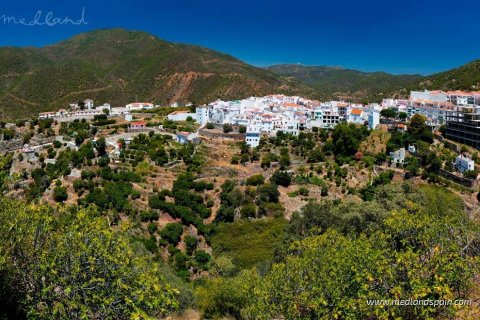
267, 60, 480, 103
197, 184, 480, 319
1, 111, 479, 319
266, 64, 422, 103
406, 59, 480, 92
0, 198, 179, 319
2, 178, 478, 319
211, 218, 286, 270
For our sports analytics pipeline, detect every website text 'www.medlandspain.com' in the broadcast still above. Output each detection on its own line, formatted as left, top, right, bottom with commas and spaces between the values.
366, 299, 472, 307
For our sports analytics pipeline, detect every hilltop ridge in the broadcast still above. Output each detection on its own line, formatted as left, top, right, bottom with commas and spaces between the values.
0, 29, 310, 119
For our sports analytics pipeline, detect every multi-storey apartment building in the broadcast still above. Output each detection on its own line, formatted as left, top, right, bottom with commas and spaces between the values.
407, 100, 453, 126
445, 104, 480, 149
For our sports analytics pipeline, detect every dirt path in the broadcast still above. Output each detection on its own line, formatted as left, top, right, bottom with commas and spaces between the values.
51, 85, 113, 104
6, 93, 40, 106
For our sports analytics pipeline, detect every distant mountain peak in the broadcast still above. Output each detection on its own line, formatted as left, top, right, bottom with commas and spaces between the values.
0, 28, 477, 120
0, 28, 311, 119
265, 63, 423, 101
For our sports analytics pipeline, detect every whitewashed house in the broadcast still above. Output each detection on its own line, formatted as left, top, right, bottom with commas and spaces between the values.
176, 131, 198, 144
84, 99, 94, 110
368, 110, 380, 129
126, 102, 154, 111
391, 148, 406, 164
245, 123, 261, 148
196, 106, 210, 126
96, 103, 111, 113
348, 108, 365, 124
455, 154, 475, 173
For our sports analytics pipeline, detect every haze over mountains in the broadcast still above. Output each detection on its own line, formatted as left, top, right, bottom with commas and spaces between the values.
0, 28, 479, 119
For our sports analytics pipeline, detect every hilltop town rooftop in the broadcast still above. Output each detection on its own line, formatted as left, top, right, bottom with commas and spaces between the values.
38, 89, 480, 149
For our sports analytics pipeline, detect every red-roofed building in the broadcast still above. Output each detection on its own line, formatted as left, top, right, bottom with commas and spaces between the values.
128, 121, 147, 130
348, 108, 365, 124
284, 102, 301, 108
396, 123, 407, 133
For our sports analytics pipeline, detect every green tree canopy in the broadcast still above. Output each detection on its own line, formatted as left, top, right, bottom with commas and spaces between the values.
0, 198, 179, 319
408, 114, 433, 143
380, 108, 396, 118
197, 185, 479, 319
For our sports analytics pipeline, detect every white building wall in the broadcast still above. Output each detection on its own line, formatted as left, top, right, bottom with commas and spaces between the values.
167, 112, 197, 121
455, 155, 475, 172
368, 110, 380, 129
196, 107, 210, 126
84, 99, 94, 110
410, 90, 447, 103
245, 122, 261, 147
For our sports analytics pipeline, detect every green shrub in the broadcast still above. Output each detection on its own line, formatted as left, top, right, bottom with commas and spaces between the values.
194, 250, 211, 268
53, 186, 68, 202
140, 210, 160, 222
211, 218, 286, 269
160, 223, 184, 245
148, 223, 158, 234
270, 171, 291, 187
246, 174, 265, 186
297, 187, 309, 196
184, 235, 198, 255
0, 198, 179, 318
240, 203, 257, 218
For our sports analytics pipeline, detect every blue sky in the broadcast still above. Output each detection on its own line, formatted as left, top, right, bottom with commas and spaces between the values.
0, 0, 479, 75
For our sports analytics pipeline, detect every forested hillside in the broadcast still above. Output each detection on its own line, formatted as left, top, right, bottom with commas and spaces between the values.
266, 64, 422, 102
1, 184, 478, 319
1, 28, 479, 120
0, 29, 310, 119
0, 113, 479, 319
198, 184, 479, 319
267, 60, 480, 102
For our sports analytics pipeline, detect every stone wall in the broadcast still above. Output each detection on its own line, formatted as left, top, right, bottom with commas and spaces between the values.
0, 139, 23, 152
198, 128, 245, 141
0, 135, 55, 153
438, 169, 478, 188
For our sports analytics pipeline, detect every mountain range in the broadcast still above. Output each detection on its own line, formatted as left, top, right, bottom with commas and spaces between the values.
265, 64, 422, 102
0, 28, 479, 119
0, 29, 310, 119
267, 60, 480, 103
